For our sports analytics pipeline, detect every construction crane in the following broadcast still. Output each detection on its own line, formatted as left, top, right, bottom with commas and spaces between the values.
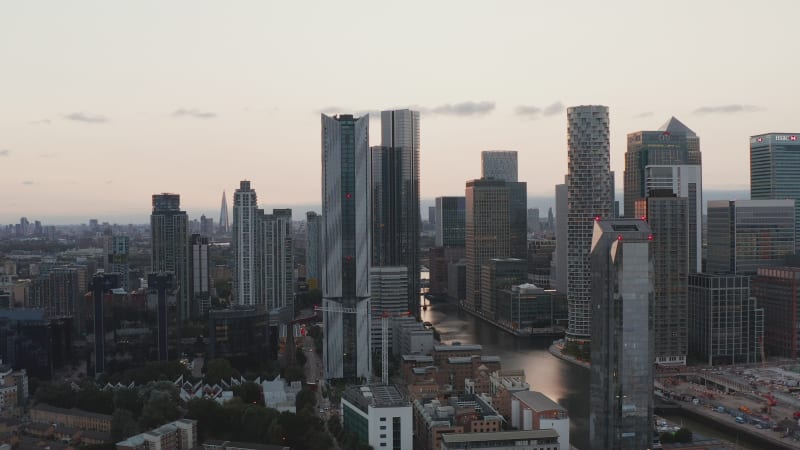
381, 311, 412, 385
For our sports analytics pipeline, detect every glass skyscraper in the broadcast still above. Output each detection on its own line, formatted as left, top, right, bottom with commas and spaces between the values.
706, 200, 795, 274
321, 113, 372, 380
434, 196, 465, 248
751, 132, 800, 253
371, 109, 420, 315
590, 219, 653, 450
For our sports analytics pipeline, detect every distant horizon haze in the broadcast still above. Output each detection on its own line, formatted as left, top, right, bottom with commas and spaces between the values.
10, 189, 750, 226
1, 2, 795, 224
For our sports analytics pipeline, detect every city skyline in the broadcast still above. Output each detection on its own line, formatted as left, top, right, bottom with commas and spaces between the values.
2, 1, 798, 223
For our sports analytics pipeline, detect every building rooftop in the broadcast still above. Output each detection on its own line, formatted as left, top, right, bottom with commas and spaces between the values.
657, 116, 696, 137
402, 355, 433, 363
441, 429, 559, 443
434, 344, 482, 352
343, 384, 409, 413
31, 403, 113, 421
512, 390, 566, 413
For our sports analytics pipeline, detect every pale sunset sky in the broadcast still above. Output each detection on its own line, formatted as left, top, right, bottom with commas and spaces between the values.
1, 1, 797, 224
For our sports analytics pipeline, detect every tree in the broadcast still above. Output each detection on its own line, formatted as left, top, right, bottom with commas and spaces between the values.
233, 382, 264, 406
659, 432, 675, 444
111, 409, 139, 442
283, 364, 305, 383
206, 358, 238, 384
76, 386, 114, 415
138, 382, 181, 429
114, 388, 144, 418
674, 427, 693, 443
295, 388, 317, 413
186, 399, 229, 441
34, 382, 76, 408
295, 349, 307, 366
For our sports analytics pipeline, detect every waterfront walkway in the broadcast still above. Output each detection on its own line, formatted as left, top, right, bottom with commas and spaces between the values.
548, 342, 590, 369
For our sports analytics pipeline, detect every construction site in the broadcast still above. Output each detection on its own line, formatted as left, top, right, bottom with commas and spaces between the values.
655, 362, 800, 447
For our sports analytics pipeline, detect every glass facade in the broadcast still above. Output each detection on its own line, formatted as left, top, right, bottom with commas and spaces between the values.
590, 219, 653, 450
435, 196, 466, 248
751, 133, 800, 253
688, 274, 763, 365
707, 200, 795, 274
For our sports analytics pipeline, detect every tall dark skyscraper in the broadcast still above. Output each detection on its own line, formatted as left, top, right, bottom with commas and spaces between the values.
190, 234, 210, 317
750, 132, 800, 253
306, 211, 323, 288
150, 193, 190, 321
636, 191, 689, 366
371, 109, 420, 314
566, 105, 614, 342
590, 219, 653, 450
624, 117, 701, 218
434, 196, 466, 247
321, 113, 372, 380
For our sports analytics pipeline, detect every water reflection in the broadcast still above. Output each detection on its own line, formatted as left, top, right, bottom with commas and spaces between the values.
420, 301, 591, 450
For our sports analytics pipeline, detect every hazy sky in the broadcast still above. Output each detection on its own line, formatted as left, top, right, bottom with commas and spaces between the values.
1, 1, 798, 224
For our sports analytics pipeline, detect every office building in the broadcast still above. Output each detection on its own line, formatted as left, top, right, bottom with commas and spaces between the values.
428, 246, 465, 299
435, 196, 466, 248
342, 385, 412, 450
481, 150, 518, 182
551, 183, 567, 293
496, 283, 566, 335
589, 219, 653, 450
635, 192, 689, 366
689, 274, 763, 365
751, 132, 800, 253
752, 267, 800, 358
643, 165, 703, 272
321, 113, 372, 380
465, 179, 510, 314
150, 194, 190, 321
372, 109, 421, 314
370, 266, 409, 352
623, 117, 701, 218
480, 258, 527, 320
190, 234, 210, 317
566, 105, 614, 342
207, 307, 269, 360
441, 430, 559, 450
306, 211, 323, 288
707, 200, 795, 274
527, 208, 540, 233
104, 235, 130, 292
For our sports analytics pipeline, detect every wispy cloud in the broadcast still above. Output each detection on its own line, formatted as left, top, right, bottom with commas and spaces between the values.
172, 108, 217, 119
693, 104, 764, 115
0, 149, 9, 157
64, 112, 108, 123
634, 111, 654, 118
319, 101, 495, 118
30, 119, 51, 125
39, 153, 58, 159
22, 180, 34, 185
515, 101, 563, 119
426, 101, 495, 117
